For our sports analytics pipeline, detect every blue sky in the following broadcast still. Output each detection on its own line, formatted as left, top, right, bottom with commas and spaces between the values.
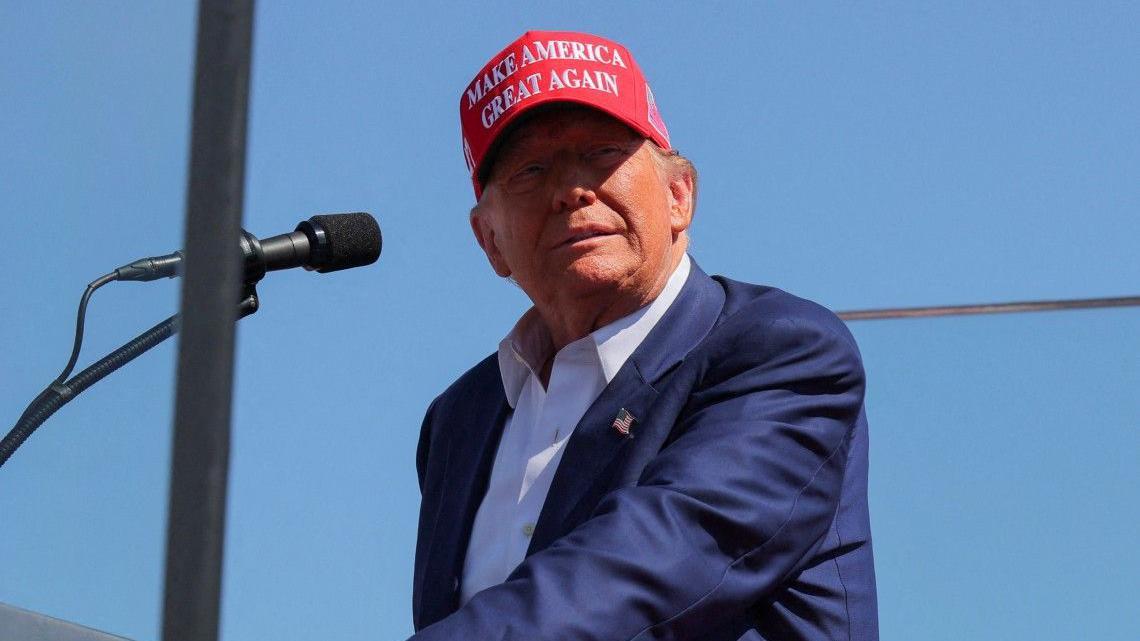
1, 2, 1137, 640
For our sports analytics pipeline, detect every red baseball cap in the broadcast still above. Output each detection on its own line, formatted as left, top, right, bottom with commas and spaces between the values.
459, 30, 671, 199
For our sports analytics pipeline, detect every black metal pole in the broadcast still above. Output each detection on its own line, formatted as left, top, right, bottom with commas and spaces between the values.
161, 1, 254, 641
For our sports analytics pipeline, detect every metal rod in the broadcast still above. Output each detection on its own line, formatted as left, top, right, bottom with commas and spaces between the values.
161, 1, 254, 640
838, 295, 1140, 321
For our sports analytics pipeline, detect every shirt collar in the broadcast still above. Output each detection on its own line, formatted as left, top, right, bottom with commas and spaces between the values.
497, 254, 691, 407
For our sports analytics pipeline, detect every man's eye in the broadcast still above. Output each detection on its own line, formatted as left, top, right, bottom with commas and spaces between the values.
588, 145, 624, 160
503, 164, 545, 193
512, 164, 544, 179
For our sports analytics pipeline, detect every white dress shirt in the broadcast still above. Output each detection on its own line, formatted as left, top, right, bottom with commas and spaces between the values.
459, 254, 692, 605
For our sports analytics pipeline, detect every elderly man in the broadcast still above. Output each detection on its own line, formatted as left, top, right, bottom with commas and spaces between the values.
411, 31, 877, 640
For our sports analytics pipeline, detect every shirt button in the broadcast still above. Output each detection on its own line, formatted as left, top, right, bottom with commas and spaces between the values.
522, 523, 535, 537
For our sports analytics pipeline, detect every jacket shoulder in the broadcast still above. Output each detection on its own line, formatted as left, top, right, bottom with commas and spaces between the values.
691, 277, 865, 394
428, 352, 501, 420
417, 352, 500, 482
711, 276, 860, 352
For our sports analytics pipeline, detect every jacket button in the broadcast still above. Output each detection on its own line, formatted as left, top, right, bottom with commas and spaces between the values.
451, 576, 459, 591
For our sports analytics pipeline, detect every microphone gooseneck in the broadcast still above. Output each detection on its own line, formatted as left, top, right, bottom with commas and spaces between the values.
2, 212, 382, 471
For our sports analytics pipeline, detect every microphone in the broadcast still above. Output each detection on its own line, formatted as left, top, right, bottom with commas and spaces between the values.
114, 213, 382, 282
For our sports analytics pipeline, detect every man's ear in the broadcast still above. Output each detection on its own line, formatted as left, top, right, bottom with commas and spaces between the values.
667, 170, 695, 237
469, 207, 512, 278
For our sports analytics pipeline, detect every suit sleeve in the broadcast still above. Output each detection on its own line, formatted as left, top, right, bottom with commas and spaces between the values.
415, 397, 439, 494
412, 396, 441, 629
409, 313, 866, 641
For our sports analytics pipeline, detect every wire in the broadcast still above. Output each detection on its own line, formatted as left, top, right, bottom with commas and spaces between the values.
55, 272, 118, 385
3, 272, 119, 462
0, 314, 179, 468
838, 295, 1140, 321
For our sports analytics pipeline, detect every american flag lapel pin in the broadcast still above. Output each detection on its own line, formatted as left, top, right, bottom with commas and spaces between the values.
611, 408, 636, 438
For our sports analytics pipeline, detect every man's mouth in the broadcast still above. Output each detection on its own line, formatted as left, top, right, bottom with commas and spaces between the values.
558, 229, 615, 248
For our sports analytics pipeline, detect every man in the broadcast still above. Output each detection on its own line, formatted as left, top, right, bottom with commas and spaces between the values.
411, 31, 877, 640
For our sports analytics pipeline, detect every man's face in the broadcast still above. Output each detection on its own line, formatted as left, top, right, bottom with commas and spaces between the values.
470, 106, 693, 309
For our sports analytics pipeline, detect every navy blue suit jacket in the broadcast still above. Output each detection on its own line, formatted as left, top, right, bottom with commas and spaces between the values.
411, 262, 877, 640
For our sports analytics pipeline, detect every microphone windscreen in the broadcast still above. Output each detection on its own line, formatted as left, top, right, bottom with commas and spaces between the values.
305, 213, 382, 273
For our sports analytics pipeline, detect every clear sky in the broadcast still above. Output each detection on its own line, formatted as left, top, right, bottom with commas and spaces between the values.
1, 2, 1137, 640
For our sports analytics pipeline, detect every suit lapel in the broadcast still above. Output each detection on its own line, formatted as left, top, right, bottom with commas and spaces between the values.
526, 356, 658, 553
527, 261, 725, 553
420, 377, 510, 626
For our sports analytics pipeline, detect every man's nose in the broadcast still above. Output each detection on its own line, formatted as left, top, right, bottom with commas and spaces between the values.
550, 156, 598, 213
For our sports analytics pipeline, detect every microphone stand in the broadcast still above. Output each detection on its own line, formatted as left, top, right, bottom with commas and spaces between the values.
0, 283, 259, 469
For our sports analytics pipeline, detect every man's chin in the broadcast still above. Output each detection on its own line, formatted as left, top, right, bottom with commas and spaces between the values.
554, 255, 638, 295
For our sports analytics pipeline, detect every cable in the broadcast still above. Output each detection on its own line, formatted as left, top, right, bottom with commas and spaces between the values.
0, 314, 179, 468
838, 295, 1140, 321
55, 272, 118, 385
2, 271, 258, 471
3, 272, 120, 467
11, 273, 117, 431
